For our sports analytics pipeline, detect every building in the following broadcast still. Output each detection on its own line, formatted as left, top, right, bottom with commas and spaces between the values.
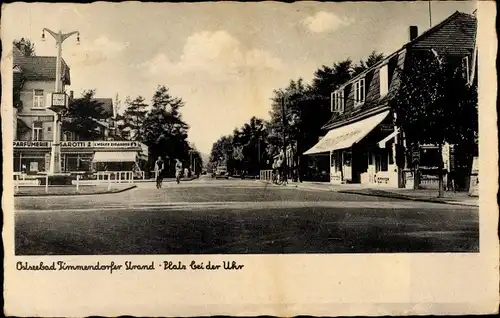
12, 43, 148, 176
304, 11, 477, 189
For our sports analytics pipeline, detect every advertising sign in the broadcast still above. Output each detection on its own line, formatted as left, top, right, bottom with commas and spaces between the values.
13, 141, 50, 148
14, 140, 143, 150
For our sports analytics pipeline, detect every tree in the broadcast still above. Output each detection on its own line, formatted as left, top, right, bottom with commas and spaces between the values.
352, 51, 385, 77
13, 38, 36, 56
141, 85, 190, 175
118, 96, 148, 141
390, 50, 478, 197
62, 90, 107, 140
210, 135, 234, 171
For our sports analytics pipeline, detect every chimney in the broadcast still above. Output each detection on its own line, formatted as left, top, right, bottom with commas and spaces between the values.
69, 90, 74, 100
409, 26, 418, 41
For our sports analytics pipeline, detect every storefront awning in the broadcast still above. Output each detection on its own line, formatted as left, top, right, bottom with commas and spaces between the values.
378, 128, 400, 148
93, 151, 137, 162
304, 111, 390, 155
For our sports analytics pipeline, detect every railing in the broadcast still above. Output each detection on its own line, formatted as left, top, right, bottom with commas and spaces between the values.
260, 169, 273, 181
95, 171, 135, 183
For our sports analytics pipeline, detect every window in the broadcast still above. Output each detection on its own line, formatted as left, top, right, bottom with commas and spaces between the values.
33, 89, 45, 108
331, 90, 344, 113
32, 122, 42, 141
462, 56, 470, 84
379, 64, 389, 97
354, 78, 366, 107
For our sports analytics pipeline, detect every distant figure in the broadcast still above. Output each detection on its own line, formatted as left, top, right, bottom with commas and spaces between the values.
155, 156, 164, 189
175, 159, 183, 184
21, 163, 27, 174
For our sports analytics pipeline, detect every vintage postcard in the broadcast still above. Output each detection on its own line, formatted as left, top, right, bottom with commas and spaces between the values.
2, 1, 498, 316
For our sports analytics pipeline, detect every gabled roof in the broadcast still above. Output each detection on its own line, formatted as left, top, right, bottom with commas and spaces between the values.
323, 11, 477, 131
13, 45, 71, 85
334, 11, 476, 93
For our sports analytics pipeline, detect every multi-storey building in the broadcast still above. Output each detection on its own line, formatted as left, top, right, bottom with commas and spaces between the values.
12, 44, 148, 175
304, 11, 478, 189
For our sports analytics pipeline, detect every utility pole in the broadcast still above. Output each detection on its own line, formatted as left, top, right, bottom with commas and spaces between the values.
281, 93, 287, 180
42, 28, 80, 174
428, 0, 432, 27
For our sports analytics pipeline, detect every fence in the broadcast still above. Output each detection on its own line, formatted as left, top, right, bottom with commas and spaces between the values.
260, 170, 273, 181
13, 171, 137, 194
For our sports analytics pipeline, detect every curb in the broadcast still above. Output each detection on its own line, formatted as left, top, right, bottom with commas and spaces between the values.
14, 185, 137, 197
337, 190, 478, 207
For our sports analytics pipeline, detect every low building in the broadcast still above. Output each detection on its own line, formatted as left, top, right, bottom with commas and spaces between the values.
304, 11, 477, 189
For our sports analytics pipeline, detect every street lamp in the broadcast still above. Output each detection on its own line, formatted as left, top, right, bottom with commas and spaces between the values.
42, 28, 80, 174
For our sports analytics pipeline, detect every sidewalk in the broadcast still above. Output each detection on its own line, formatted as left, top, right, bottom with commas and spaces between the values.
14, 184, 137, 197
260, 180, 478, 207
338, 187, 479, 207
134, 176, 198, 183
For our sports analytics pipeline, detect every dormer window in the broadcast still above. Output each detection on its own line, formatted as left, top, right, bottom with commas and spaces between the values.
331, 90, 344, 113
462, 56, 470, 84
354, 78, 366, 107
379, 64, 389, 97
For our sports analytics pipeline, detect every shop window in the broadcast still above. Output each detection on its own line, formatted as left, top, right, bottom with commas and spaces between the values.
354, 78, 365, 107
33, 89, 45, 108
380, 152, 389, 171
388, 146, 394, 165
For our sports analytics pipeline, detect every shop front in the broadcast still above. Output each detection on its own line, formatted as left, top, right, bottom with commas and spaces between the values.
304, 110, 402, 187
13, 140, 148, 177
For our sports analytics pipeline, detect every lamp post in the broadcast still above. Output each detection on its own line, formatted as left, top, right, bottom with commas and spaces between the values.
41, 28, 80, 174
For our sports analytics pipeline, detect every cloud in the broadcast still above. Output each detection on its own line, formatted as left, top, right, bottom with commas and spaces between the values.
138, 30, 283, 80
302, 11, 351, 33
68, 36, 129, 65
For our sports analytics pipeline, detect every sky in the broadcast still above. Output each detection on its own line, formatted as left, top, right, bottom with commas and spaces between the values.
4, 1, 476, 154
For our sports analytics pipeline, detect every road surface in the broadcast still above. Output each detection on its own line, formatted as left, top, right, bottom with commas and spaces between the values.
14, 176, 479, 255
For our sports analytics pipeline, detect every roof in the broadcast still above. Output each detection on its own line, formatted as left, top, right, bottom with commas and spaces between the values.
13, 45, 71, 85
92, 98, 113, 117
323, 11, 477, 131
336, 11, 476, 92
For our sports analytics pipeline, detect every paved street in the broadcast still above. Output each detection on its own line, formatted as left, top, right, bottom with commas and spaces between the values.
14, 176, 479, 255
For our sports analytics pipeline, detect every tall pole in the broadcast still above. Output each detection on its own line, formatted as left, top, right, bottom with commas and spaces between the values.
281, 93, 287, 180
428, 0, 432, 27
43, 28, 79, 174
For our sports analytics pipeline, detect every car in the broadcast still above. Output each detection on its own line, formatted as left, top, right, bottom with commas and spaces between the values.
215, 166, 229, 179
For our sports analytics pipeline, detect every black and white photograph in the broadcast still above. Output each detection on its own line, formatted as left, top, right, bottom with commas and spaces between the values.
2, 1, 498, 316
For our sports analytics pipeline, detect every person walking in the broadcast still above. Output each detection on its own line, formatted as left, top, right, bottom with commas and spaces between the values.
155, 156, 164, 189
175, 159, 183, 184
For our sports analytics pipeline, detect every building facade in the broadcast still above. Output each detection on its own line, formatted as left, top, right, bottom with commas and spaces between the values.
304, 11, 477, 189
12, 44, 147, 175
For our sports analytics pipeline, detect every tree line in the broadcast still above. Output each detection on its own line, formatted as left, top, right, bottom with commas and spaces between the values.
210, 47, 478, 195
209, 51, 386, 177
63, 87, 202, 177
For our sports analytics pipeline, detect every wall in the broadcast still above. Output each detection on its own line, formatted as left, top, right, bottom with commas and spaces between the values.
17, 80, 64, 141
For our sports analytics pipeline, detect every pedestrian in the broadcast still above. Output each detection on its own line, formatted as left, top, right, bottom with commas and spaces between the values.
175, 159, 183, 184
155, 156, 164, 189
